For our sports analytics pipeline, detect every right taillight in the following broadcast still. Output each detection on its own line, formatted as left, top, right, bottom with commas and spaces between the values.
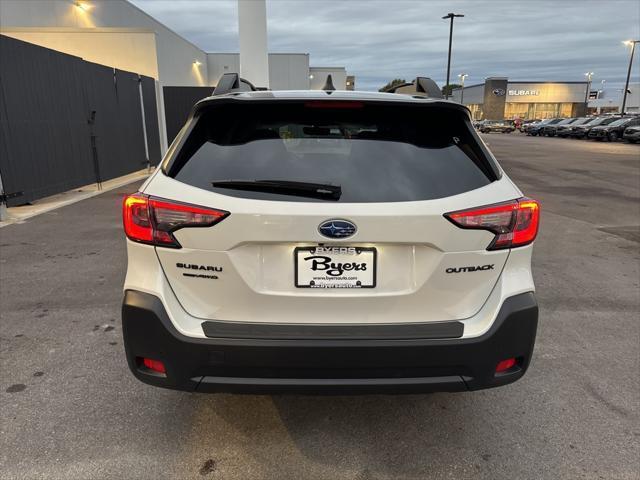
445, 197, 540, 250
123, 193, 229, 248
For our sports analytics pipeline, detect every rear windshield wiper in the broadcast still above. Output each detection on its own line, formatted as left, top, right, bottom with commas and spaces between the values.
211, 180, 342, 200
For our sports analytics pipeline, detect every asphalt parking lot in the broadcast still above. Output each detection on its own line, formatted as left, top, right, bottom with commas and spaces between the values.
1, 134, 638, 480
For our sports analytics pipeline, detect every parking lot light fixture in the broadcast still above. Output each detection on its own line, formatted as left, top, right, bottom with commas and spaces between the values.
621, 40, 638, 114
442, 13, 464, 100
584, 72, 594, 105
74, 1, 91, 11
458, 73, 468, 103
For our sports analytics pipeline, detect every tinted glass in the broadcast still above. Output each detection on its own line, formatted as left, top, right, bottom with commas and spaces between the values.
574, 118, 593, 125
170, 103, 496, 203
607, 118, 633, 127
600, 117, 620, 126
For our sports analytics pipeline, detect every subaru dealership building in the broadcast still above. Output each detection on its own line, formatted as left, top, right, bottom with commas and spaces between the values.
450, 77, 590, 120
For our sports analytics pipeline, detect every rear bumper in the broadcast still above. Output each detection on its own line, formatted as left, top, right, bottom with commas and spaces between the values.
122, 290, 538, 394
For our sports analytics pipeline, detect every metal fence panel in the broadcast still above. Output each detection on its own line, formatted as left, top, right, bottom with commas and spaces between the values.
0, 35, 160, 207
162, 86, 212, 144
141, 76, 162, 165
0, 35, 94, 205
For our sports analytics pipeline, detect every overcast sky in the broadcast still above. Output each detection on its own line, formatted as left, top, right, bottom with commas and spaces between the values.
131, 0, 639, 91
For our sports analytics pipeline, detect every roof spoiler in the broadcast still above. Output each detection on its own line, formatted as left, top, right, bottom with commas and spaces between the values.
213, 73, 267, 96
382, 77, 444, 99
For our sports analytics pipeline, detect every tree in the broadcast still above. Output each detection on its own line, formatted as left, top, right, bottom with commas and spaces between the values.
441, 83, 462, 97
379, 78, 406, 92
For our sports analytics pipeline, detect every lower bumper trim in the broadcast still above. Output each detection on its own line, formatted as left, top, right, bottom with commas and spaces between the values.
193, 375, 467, 394
122, 290, 538, 394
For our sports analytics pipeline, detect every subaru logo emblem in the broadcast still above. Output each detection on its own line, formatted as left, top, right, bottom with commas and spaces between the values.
493, 88, 506, 96
318, 219, 357, 239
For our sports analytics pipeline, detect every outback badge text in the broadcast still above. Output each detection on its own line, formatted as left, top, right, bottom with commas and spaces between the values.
446, 264, 495, 273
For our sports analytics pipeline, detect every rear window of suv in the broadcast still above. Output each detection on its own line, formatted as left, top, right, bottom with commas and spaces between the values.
167, 101, 499, 203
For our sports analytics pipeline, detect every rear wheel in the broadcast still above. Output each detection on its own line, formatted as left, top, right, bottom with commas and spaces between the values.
609, 132, 619, 142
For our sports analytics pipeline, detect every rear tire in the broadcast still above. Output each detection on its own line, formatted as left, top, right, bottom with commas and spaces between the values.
609, 132, 619, 142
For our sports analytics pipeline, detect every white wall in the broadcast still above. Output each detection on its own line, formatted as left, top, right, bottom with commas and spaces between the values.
309, 67, 347, 90
207, 53, 240, 87
268, 53, 309, 90
2, 28, 159, 79
0, 0, 208, 86
208, 53, 310, 90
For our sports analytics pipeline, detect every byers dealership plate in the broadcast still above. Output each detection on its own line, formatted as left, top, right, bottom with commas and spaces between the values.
295, 246, 376, 288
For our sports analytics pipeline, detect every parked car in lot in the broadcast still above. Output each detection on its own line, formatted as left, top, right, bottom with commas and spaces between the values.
518, 119, 540, 133
588, 117, 639, 141
555, 117, 593, 137
569, 116, 621, 139
479, 120, 515, 133
526, 118, 563, 136
623, 124, 640, 143
542, 117, 578, 137
121, 75, 540, 394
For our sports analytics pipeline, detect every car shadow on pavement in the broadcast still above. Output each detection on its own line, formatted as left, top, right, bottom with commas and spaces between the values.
182, 391, 514, 479
270, 393, 470, 477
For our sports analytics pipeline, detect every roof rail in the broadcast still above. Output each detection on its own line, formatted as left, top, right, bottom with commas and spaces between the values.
213, 73, 265, 96
382, 77, 444, 99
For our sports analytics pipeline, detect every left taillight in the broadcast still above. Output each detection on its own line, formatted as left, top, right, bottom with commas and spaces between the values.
444, 197, 540, 250
122, 193, 229, 248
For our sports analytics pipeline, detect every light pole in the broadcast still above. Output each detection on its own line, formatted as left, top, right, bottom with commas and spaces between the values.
584, 72, 593, 115
442, 12, 464, 100
584, 72, 593, 103
458, 73, 468, 103
621, 40, 638, 114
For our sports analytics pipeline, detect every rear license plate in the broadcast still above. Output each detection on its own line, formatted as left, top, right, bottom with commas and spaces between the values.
295, 246, 376, 288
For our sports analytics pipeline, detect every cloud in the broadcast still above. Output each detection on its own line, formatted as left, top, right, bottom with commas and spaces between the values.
132, 0, 640, 91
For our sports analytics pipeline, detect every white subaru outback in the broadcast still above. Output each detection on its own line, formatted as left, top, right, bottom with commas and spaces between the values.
122, 77, 540, 394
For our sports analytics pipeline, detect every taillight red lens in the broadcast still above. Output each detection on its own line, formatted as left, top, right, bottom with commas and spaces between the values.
445, 197, 540, 250
123, 193, 228, 248
123, 193, 153, 242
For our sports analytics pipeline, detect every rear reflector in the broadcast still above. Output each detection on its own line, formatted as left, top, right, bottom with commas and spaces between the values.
123, 193, 229, 248
495, 358, 517, 373
141, 357, 166, 374
444, 197, 540, 250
